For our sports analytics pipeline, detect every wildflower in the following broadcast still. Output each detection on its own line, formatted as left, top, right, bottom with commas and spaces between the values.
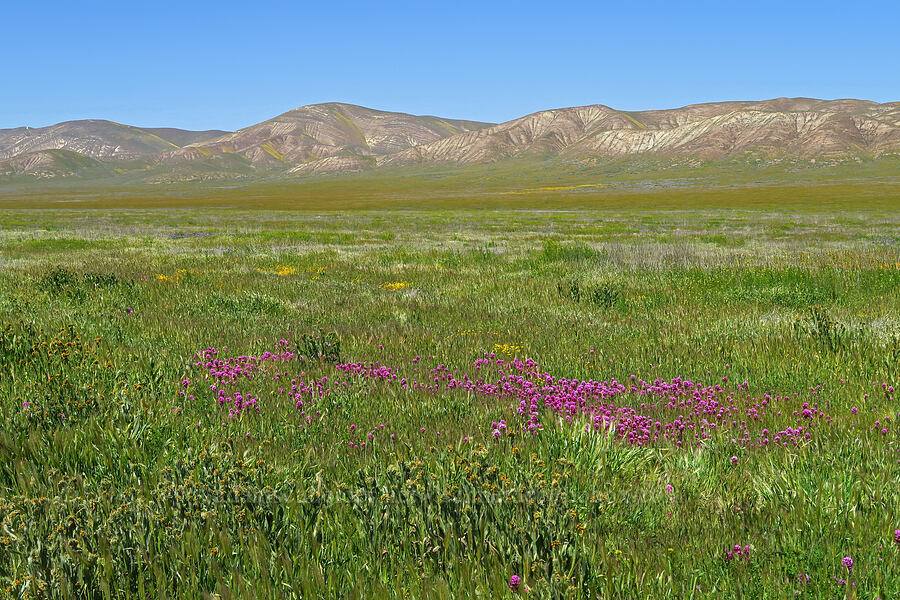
509, 575, 521, 592
273, 265, 296, 276
730, 456, 738, 464
842, 556, 853, 574
665, 484, 674, 495
894, 529, 900, 545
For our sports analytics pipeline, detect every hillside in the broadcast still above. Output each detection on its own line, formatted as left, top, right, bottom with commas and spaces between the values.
378, 98, 900, 169
162, 103, 494, 169
0, 120, 228, 160
2, 98, 899, 182
0, 149, 113, 179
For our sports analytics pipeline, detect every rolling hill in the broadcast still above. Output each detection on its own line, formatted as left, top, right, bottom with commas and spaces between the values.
162, 103, 494, 169
377, 99, 900, 168
2, 98, 899, 182
0, 149, 113, 179
0, 120, 228, 161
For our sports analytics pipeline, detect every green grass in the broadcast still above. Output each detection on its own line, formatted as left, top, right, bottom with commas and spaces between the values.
3, 153, 900, 208
0, 183, 898, 598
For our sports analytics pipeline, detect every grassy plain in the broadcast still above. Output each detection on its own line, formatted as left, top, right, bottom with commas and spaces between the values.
0, 173, 899, 598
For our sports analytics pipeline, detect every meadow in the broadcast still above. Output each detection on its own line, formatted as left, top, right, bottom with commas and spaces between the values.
0, 178, 898, 598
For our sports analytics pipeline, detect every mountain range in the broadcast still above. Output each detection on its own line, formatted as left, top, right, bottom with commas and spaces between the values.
2, 98, 899, 181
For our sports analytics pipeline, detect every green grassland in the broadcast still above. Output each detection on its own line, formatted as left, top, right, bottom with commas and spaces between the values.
0, 177, 899, 598
3, 152, 899, 199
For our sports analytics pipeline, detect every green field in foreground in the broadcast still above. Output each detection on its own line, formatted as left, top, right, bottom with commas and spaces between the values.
0, 182, 899, 598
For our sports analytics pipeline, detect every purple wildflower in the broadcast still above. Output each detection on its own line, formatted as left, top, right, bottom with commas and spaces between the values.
842, 556, 853, 574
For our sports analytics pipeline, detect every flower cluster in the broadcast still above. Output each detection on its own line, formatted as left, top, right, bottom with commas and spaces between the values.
155, 269, 187, 282
725, 544, 751, 561
188, 340, 896, 462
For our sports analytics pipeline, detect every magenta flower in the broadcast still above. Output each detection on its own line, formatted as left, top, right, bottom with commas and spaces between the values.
188, 336, 862, 482
894, 529, 900, 545
842, 556, 853, 574
509, 575, 521, 591
726, 544, 750, 561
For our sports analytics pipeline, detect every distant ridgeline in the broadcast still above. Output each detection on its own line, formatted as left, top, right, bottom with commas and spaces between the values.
2, 98, 899, 182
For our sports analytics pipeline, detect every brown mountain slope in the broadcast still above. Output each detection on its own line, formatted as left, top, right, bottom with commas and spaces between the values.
165, 103, 494, 169
140, 127, 230, 148
3, 99, 899, 182
377, 98, 900, 169
0, 120, 229, 160
0, 149, 111, 178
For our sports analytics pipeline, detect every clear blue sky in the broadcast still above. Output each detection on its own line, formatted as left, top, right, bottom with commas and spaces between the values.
5, 0, 899, 131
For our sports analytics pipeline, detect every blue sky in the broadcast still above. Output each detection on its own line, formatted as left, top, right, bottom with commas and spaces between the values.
4, 0, 899, 130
